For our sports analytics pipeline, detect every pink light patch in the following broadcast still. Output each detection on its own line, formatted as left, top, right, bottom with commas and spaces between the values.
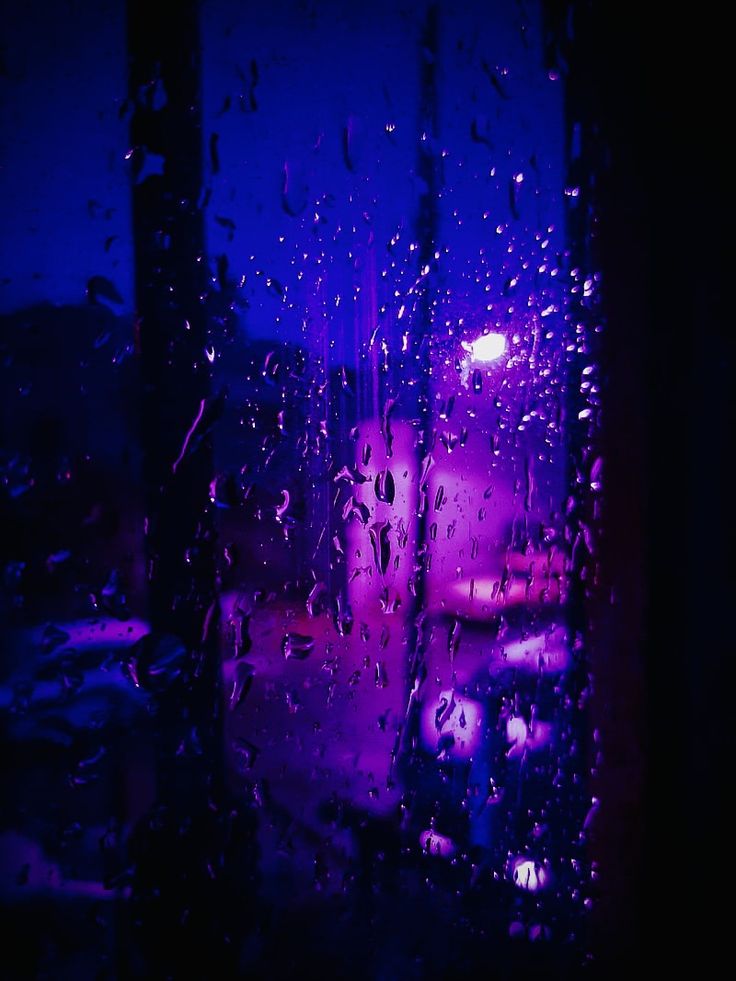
491, 627, 570, 675
419, 829, 457, 857
420, 690, 483, 758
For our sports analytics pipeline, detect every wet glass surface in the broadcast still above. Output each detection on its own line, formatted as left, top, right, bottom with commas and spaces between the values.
4, 1, 708, 977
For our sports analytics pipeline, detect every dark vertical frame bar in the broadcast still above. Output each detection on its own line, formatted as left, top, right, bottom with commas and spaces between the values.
128, 0, 222, 796
546, 1, 732, 972
396, 1, 440, 781
544, 0, 648, 967
126, 3, 237, 974
128, 2, 212, 645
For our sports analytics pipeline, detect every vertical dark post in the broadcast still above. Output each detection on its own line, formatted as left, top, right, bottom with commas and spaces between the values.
550, 5, 732, 970
126, 3, 235, 974
543, 1, 647, 966
128, 2, 212, 650
128, 0, 219, 794
398, 2, 440, 771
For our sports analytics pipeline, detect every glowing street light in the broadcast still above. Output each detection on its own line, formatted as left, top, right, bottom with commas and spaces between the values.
461, 331, 506, 364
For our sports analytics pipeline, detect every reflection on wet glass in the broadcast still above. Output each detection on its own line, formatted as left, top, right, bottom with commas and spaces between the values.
1, 0, 604, 974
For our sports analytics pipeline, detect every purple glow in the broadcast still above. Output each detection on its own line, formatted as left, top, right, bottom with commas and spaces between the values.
493, 627, 571, 675
419, 829, 457, 858
505, 717, 554, 758
346, 420, 418, 620
0, 0, 609, 968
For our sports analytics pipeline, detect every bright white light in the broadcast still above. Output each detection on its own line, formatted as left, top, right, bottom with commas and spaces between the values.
462, 332, 506, 363
512, 858, 549, 892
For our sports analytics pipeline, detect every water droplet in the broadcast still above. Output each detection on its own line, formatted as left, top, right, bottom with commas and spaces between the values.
122, 633, 188, 692
369, 520, 392, 575
281, 633, 314, 660
374, 468, 395, 504
228, 662, 255, 710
